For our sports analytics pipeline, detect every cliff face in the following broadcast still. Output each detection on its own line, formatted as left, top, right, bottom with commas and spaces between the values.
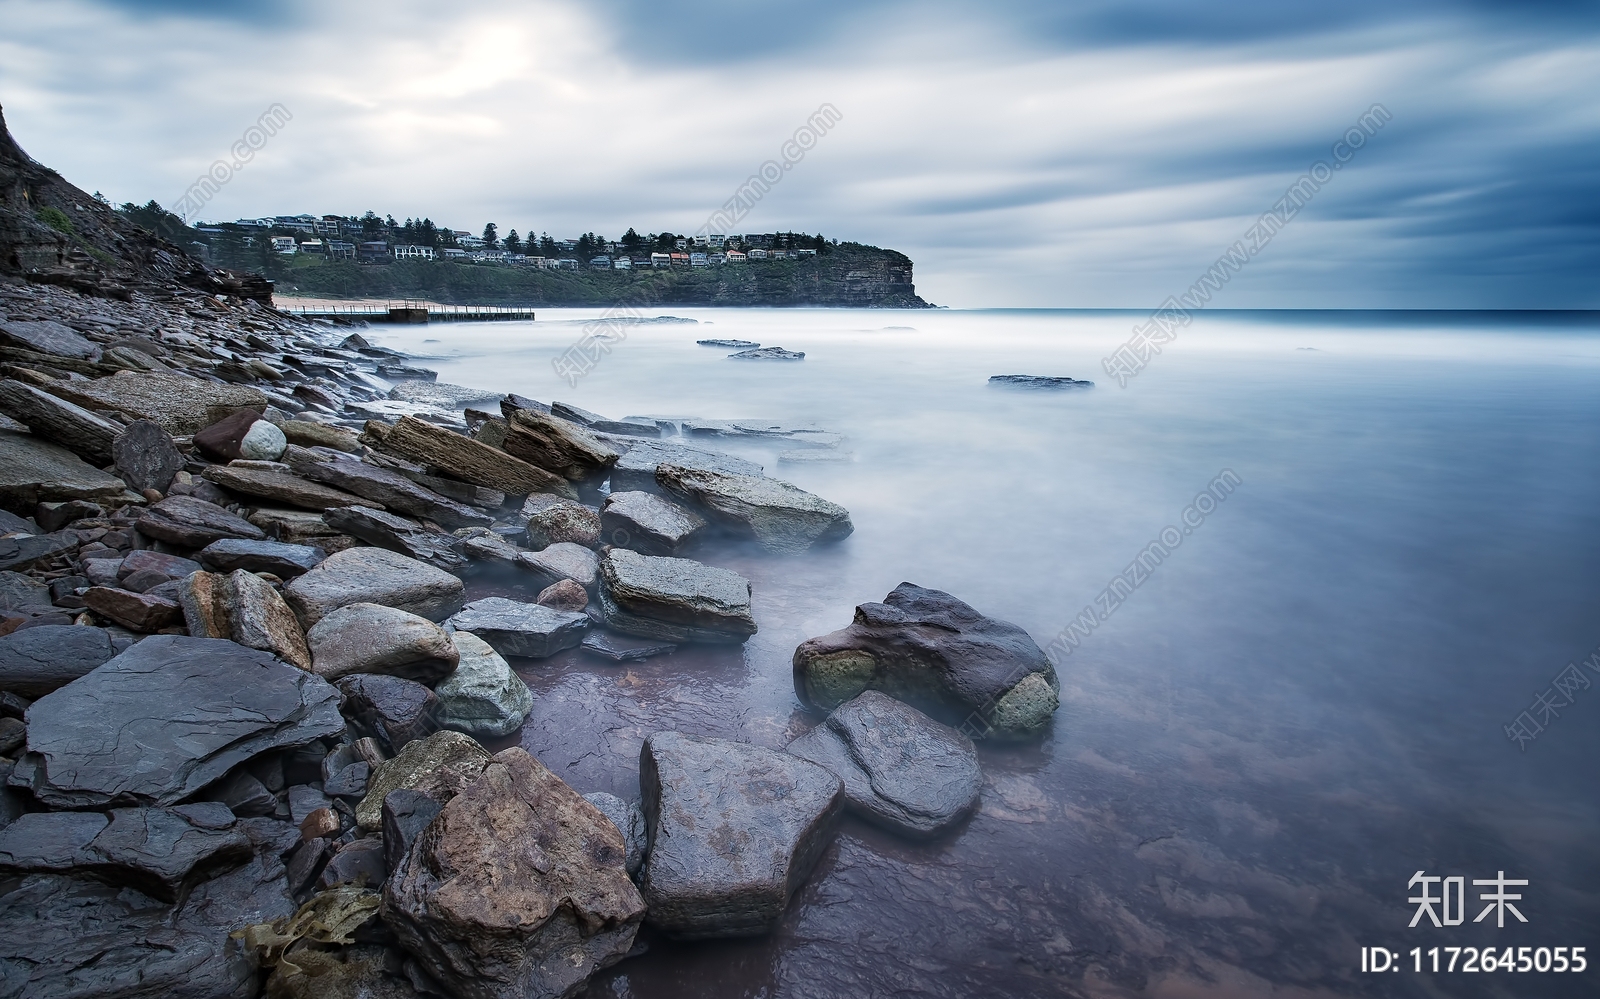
0, 104, 270, 301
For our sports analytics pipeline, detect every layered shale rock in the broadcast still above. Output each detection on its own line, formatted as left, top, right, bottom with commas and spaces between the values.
446, 596, 588, 660
138, 494, 267, 548
307, 602, 459, 683
0, 429, 130, 509
596, 548, 756, 644
0, 377, 123, 465
364, 415, 575, 500
501, 407, 621, 482
284, 547, 465, 628
0, 624, 116, 696
655, 463, 852, 554
600, 489, 706, 555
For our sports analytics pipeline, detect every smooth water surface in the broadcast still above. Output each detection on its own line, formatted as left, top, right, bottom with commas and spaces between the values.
373, 308, 1600, 998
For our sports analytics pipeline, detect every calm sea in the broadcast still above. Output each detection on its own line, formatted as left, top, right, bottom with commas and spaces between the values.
371, 308, 1600, 999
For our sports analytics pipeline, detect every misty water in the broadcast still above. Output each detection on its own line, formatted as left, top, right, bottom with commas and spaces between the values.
370, 308, 1600, 998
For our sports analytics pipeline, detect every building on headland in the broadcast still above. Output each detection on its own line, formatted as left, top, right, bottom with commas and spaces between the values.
313, 216, 343, 235
650, 252, 670, 268
670, 252, 690, 266
554, 258, 580, 270
797, 248, 817, 257
674, 238, 688, 250
748, 248, 768, 260
689, 252, 708, 267
613, 256, 632, 270
326, 240, 356, 260
724, 250, 747, 263
299, 240, 325, 255
708, 252, 726, 264
441, 247, 468, 260
357, 241, 391, 263
456, 234, 485, 250
707, 234, 727, 249
589, 255, 612, 269
393, 245, 436, 261
274, 215, 318, 233
269, 235, 298, 254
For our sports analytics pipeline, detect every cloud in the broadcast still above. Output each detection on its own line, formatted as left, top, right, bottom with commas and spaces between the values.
0, 0, 1595, 307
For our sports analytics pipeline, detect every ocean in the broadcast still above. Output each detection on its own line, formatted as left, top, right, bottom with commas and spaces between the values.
369, 308, 1600, 998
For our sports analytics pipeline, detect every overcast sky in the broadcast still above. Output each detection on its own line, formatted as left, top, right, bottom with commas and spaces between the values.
1, 0, 1596, 308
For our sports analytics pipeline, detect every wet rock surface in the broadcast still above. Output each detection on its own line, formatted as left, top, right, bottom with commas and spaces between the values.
521, 493, 602, 549
366, 414, 576, 500
601, 489, 707, 555
0, 623, 116, 696
608, 437, 762, 495
308, 602, 460, 683
597, 548, 756, 644
446, 596, 589, 659
656, 463, 853, 554
285, 546, 466, 627
502, 406, 622, 481
987, 373, 1094, 388
519, 540, 600, 591
793, 583, 1060, 740
639, 731, 843, 939
382, 748, 646, 999
432, 630, 534, 737
198, 537, 326, 577
356, 730, 493, 831
584, 791, 646, 876
340, 673, 440, 752
323, 505, 468, 572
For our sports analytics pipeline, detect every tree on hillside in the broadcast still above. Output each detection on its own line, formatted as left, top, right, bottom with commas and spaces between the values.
504, 229, 522, 254
575, 233, 595, 259
420, 218, 438, 247
360, 211, 383, 238
621, 227, 643, 252
654, 231, 677, 251
539, 233, 557, 257
482, 223, 499, 249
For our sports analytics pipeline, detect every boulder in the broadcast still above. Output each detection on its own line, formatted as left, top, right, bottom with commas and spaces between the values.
365, 415, 575, 500
638, 731, 843, 938
579, 631, 677, 662
9, 635, 344, 808
138, 494, 268, 548
324, 761, 371, 799
600, 490, 707, 555
729, 347, 804, 360
786, 690, 982, 838
35, 498, 102, 532
501, 407, 622, 481
203, 463, 372, 511
381, 748, 646, 999
198, 537, 326, 577
583, 791, 646, 876
112, 419, 186, 494
0, 624, 117, 697
608, 437, 762, 495
224, 568, 312, 670
792, 583, 1059, 740
536, 578, 587, 612
46, 370, 269, 435
308, 602, 459, 683
381, 788, 441, 875
240, 419, 288, 460
0, 318, 98, 358
291, 456, 493, 529
656, 463, 853, 554
432, 630, 533, 738
0, 429, 131, 509
83, 586, 181, 632
446, 597, 588, 660
317, 837, 386, 890
518, 541, 599, 591
339, 674, 439, 753
596, 548, 755, 644
116, 548, 202, 586
176, 569, 230, 639
280, 418, 362, 453
194, 408, 266, 462
0, 378, 123, 465
459, 530, 523, 567
356, 730, 492, 831
521, 493, 601, 549
284, 547, 466, 628
322, 506, 468, 573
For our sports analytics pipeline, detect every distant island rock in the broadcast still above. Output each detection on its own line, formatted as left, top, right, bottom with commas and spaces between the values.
697, 339, 759, 348
987, 375, 1094, 389
730, 347, 804, 361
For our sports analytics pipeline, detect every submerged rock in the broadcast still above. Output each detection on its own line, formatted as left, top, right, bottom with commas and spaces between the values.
446, 596, 589, 660
10, 635, 344, 808
786, 690, 982, 838
382, 748, 646, 999
600, 489, 707, 555
987, 374, 1094, 389
579, 631, 677, 662
639, 731, 842, 939
792, 583, 1059, 740
729, 346, 805, 360
431, 630, 533, 738
284, 547, 466, 628
596, 548, 756, 644
655, 463, 852, 554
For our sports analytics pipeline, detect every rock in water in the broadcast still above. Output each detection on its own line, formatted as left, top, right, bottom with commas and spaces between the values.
535, 578, 587, 612
596, 548, 756, 644
382, 748, 646, 999
786, 690, 982, 838
696, 338, 760, 348
501, 408, 622, 482
583, 791, 646, 876
0, 624, 116, 697
987, 374, 1094, 389
137, 494, 268, 548
655, 463, 852, 554
356, 730, 492, 831
432, 630, 533, 738
792, 582, 1059, 740
608, 438, 762, 496
9, 635, 344, 808
308, 602, 460, 683
639, 731, 842, 939
224, 568, 312, 670
284, 547, 466, 628
728, 346, 804, 360
600, 490, 706, 555
446, 597, 589, 659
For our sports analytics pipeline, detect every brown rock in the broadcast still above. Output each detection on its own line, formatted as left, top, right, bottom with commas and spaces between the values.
299, 807, 340, 841
192, 408, 265, 462
201, 464, 373, 512
535, 578, 588, 612
176, 569, 230, 639
279, 419, 362, 454
501, 408, 621, 482
364, 415, 575, 500
83, 586, 181, 632
224, 569, 311, 669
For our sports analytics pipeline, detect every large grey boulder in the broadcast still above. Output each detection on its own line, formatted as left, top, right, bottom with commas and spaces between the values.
198, 537, 326, 577
284, 547, 465, 628
307, 602, 459, 683
596, 548, 755, 644
138, 494, 268, 548
446, 597, 588, 659
656, 463, 852, 554
113, 419, 186, 494
792, 582, 1059, 740
323, 505, 468, 573
44, 370, 268, 435
0, 378, 123, 465
382, 748, 646, 999
521, 493, 601, 549
519, 541, 599, 591
639, 731, 843, 939
0, 318, 98, 358
0, 804, 253, 902
356, 730, 492, 831
0, 429, 130, 510
8, 635, 344, 809
290, 454, 493, 529
432, 630, 533, 738
786, 690, 982, 838
609, 438, 761, 495
600, 490, 706, 555
0, 624, 117, 697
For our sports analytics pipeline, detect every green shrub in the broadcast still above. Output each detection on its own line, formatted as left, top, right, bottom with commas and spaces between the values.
37, 206, 75, 235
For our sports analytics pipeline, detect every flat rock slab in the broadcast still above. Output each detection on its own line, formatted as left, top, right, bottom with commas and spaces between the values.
639, 731, 843, 939
988, 374, 1094, 388
0, 805, 253, 902
0, 319, 98, 358
0, 624, 116, 697
601, 490, 706, 555
0, 378, 123, 466
432, 630, 533, 738
597, 548, 755, 643
357, 730, 492, 831
388, 380, 499, 407
786, 690, 982, 838
9, 635, 344, 809
203, 463, 373, 511
382, 748, 645, 999
0, 429, 131, 510
138, 494, 267, 548
198, 537, 326, 577
696, 338, 759, 348
292, 456, 492, 529
0, 531, 77, 573
729, 347, 804, 360
323, 506, 468, 573
365, 415, 575, 500
792, 582, 1059, 740
609, 438, 761, 495
656, 464, 853, 554
446, 596, 588, 660
518, 541, 599, 590
49, 370, 268, 435
83, 586, 181, 632
308, 602, 459, 683
580, 630, 678, 662
284, 546, 465, 628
